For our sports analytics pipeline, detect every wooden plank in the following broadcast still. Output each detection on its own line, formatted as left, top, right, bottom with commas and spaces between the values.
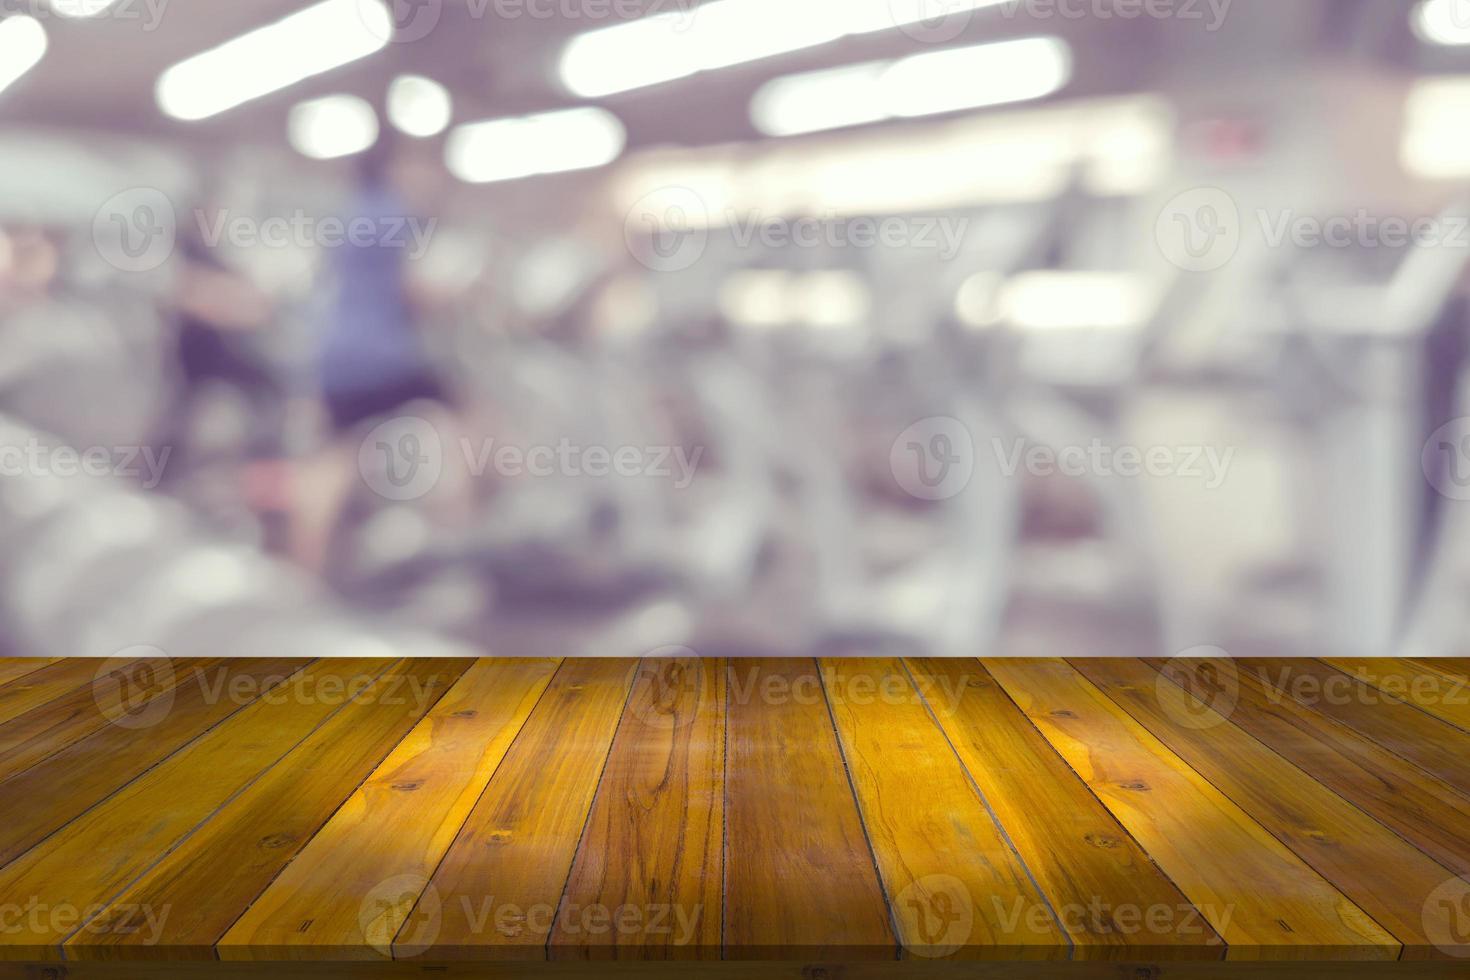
0, 658, 309, 868
548, 658, 725, 960
0, 657, 216, 782
2, 958, 1467, 980
1410, 658, 1470, 681
1241, 658, 1470, 790
722, 659, 895, 960
1074, 657, 1456, 959
218, 658, 559, 961
1320, 658, 1470, 733
397, 658, 639, 959
0, 658, 61, 691
0, 658, 138, 727
0, 657, 394, 958
1149, 655, 1470, 877
820, 658, 1067, 960
982, 658, 1400, 960
906, 658, 1224, 960
68, 658, 474, 960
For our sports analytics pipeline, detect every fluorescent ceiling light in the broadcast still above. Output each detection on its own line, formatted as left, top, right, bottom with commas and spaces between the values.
1415, 0, 1470, 45
619, 96, 1170, 219
387, 74, 452, 138
0, 17, 47, 99
156, 0, 391, 121
49, 0, 124, 17
445, 107, 626, 184
558, 0, 1009, 98
1401, 77, 1470, 177
288, 94, 379, 160
998, 271, 1158, 331
752, 37, 1071, 137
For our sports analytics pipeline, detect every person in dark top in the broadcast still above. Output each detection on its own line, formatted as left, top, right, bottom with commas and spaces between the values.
292, 137, 459, 573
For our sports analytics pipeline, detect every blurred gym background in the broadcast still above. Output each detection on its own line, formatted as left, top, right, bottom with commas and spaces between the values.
3, 0, 1470, 663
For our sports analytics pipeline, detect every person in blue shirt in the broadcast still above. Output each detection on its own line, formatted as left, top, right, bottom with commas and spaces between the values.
292, 137, 457, 573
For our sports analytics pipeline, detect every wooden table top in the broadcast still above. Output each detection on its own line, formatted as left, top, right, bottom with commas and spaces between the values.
0, 654, 1468, 972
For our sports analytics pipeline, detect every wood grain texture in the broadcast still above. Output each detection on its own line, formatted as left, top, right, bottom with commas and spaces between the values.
0, 657, 215, 782
400, 658, 639, 959
0, 658, 136, 727
0, 658, 309, 867
0, 959, 1464, 980
1150, 655, 1470, 877
821, 658, 1067, 960
1, 655, 1469, 965
722, 659, 895, 960
219, 658, 559, 961
0, 658, 393, 957
906, 658, 1223, 960
1074, 657, 1456, 959
550, 658, 725, 960
70, 659, 473, 960
1240, 658, 1470, 790
0, 658, 60, 691
1320, 658, 1470, 733
983, 658, 1399, 961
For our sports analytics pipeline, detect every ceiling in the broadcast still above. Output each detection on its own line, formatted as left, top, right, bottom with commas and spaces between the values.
0, 0, 1441, 162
